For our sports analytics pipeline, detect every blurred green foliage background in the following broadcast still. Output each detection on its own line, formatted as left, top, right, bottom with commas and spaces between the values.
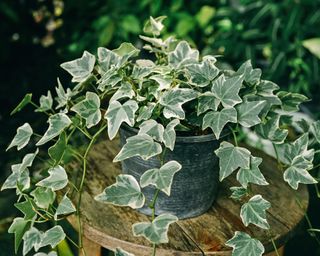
0, 0, 320, 255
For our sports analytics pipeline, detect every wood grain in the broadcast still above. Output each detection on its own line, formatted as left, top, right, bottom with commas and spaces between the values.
67, 138, 308, 255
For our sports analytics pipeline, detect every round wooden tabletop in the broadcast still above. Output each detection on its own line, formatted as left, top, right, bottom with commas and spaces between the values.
68, 139, 309, 256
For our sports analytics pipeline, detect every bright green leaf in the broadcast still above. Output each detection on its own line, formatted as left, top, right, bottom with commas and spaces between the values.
236, 101, 266, 128
36, 165, 68, 191
7, 123, 33, 151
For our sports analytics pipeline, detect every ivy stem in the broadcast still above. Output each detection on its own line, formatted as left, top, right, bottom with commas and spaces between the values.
267, 230, 280, 256
230, 128, 238, 147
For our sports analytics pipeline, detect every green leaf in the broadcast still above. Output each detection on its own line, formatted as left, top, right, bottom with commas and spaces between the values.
36, 165, 68, 191
36, 113, 72, 146
236, 101, 266, 128
168, 41, 199, 69
48, 132, 67, 165
114, 134, 162, 162
7, 123, 33, 151
55, 78, 73, 109
36, 91, 53, 112
140, 161, 182, 196
202, 107, 237, 139
23, 227, 42, 255
277, 91, 309, 112
132, 213, 178, 244
215, 142, 251, 181
54, 194, 76, 220
186, 57, 219, 87
95, 174, 145, 209
136, 103, 156, 122
163, 119, 180, 151
71, 92, 101, 128
115, 248, 134, 256
15, 198, 37, 221
8, 217, 31, 254
143, 16, 166, 36
197, 92, 220, 115
236, 60, 261, 85
230, 186, 248, 201
226, 231, 264, 256
10, 93, 32, 115
211, 74, 244, 108
31, 187, 56, 209
302, 38, 320, 59
196, 6, 216, 27
60, 51, 96, 83
39, 226, 66, 249
138, 120, 164, 142
105, 100, 138, 140
159, 88, 198, 119
237, 157, 269, 188
310, 120, 320, 143
240, 195, 271, 229
110, 82, 135, 102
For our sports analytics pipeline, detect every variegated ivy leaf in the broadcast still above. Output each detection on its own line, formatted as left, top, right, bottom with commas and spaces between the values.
215, 142, 251, 181
60, 51, 95, 83
143, 16, 166, 36
150, 75, 172, 91
36, 91, 53, 112
95, 174, 145, 209
55, 78, 73, 109
237, 157, 269, 188
7, 123, 33, 151
163, 119, 180, 151
48, 132, 67, 165
186, 57, 219, 87
236, 101, 266, 128
197, 92, 220, 115
114, 134, 162, 162
15, 198, 37, 221
140, 161, 182, 196
36, 113, 72, 146
211, 74, 244, 108
54, 194, 76, 220
255, 114, 288, 144
23, 227, 42, 255
71, 92, 101, 128
132, 213, 178, 244
284, 155, 317, 190
31, 187, 56, 209
115, 248, 134, 256
34, 252, 57, 256
138, 120, 164, 142
132, 60, 154, 81
110, 82, 135, 102
202, 107, 237, 139
240, 195, 271, 229
105, 100, 138, 140
168, 41, 199, 69
277, 91, 309, 112
36, 165, 68, 191
226, 231, 265, 256
8, 217, 31, 254
10, 93, 32, 115
230, 186, 248, 201
136, 103, 156, 122
98, 67, 122, 91
39, 226, 66, 249
159, 88, 198, 119
113, 43, 140, 65
98, 47, 122, 72
235, 60, 261, 85
310, 120, 320, 143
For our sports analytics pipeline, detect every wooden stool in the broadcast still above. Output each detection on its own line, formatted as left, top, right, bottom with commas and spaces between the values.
67, 139, 308, 256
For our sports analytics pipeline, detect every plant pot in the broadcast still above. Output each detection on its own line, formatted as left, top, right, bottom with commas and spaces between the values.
119, 125, 224, 219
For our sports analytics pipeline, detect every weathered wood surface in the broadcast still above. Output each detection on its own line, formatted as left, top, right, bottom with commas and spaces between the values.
67, 138, 309, 256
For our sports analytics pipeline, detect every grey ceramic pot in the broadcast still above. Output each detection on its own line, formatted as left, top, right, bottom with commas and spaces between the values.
119, 125, 223, 219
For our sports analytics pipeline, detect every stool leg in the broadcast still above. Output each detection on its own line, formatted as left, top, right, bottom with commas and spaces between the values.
80, 236, 101, 256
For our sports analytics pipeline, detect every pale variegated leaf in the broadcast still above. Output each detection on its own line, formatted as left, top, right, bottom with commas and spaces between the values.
55, 78, 73, 109
39, 226, 65, 248
31, 187, 56, 209
105, 100, 138, 140
115, 248, 135, 256
110, 82, 135, 102
34, 252, 57, 256
36, 91, 53, 112
230, 186, 248, 201
163, 119, 180, 151
7, 123, 33, 151
136, 103, 156, 122
54, 194, 76, 219
132, 59, 154, 79
168, 41, 199, 69
236, 101, 266, 128
235, 60, 261, 85
226, 231, 264, 256
71, 92, 101, 128
215, 142, 251, 181
150, 75, 172, 91
132, 213, 178, 244
36, 165, 68, 191
143, 16, 166, 36
211, 74, 244, 108
8, 217, 31, 254
197, 92, 219, 115
98, 47, 122, 71
140, 161, 182, 196
202, 107, 237, 139
138, 120, 164, 142
48, 132, 67, 165
159, 88, 198, 119
277, 91, 309, 112
240, 195, 271, 229
95, 174, 145, 209
36, 113, 72, 146
114, 134, 162, 162
22, 227, 42, 255
310, 120, 320, 144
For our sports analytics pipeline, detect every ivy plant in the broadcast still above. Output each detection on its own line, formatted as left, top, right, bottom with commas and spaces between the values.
3, 16, 320, 256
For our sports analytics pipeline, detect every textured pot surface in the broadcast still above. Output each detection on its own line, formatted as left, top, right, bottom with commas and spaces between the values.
119, 125, 221, 219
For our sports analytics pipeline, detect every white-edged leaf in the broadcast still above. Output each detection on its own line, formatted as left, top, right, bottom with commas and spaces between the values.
168, 41, 199, 69
140, 161, 182, 196
215, 142, 251, 181
143, 16, 166, 36
197, 92, 219, 115
36, 165, 68, 191
132, 213, 178, 244
8, 217, 31, 254
226, 231, 264, 256
310, 120, 320, 144
230, 186, 248, 201
39, 226, 65, 248
54, 194, 76, 220
22, 227, 42, 255
71, 92, 101, 128
236, 101, 266, 128
277, 91, 309, 112
95, 174, 145, 209
110, 82, 135, 102
105, 100, 138, 140
240, 195, 271, 229
202, 107, 237, 139
98, 47, 122, 71
114, 134, 162, 162
36, 91, 53, 112
235, 60, 261, 85
34, 252, 57, 256
36, 113, 72, 146
138, 120, 164, 142
150, 74, 172, 91
31, 187, 56, 209
163, 119, 180, 151
137, 103, 156, 122
55, 78, 73, 109
7, 123, 33, 151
